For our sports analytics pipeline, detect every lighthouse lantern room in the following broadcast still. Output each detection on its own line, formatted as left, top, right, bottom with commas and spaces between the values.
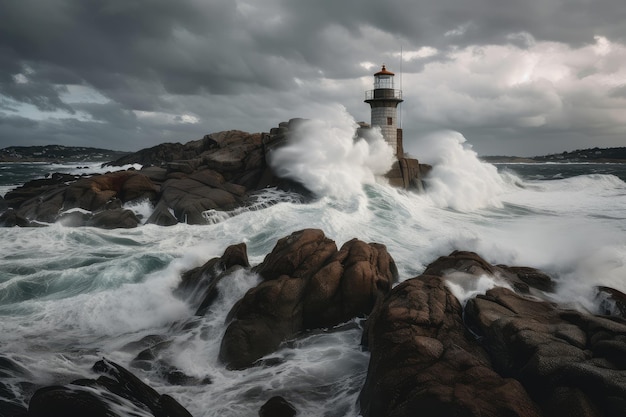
365, 64, 404, 157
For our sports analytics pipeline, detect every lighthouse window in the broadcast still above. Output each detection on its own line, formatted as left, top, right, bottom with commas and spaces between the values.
387, 117, 393, 125
374, 75, 393, 89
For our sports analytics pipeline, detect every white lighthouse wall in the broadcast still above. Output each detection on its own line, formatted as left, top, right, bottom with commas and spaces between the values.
371, 106, 398, 155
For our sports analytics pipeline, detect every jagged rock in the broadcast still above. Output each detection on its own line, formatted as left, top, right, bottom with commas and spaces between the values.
219, 229, 397, 369
258, 396, 297, 417
596, 286, 626, 318
361, 251, 626, 417
2, 119, 429, 228
0, 208, 32, 227
27, 359, 192, 417
139, 166, 169, 182
176, 242, 250, 315
465, 287, 626, 416
3, 173, 79, 210
424, 250, 555, 294
146, 201, 178, 226
360, 274, 540, 417
64, 171, 158, 212
498, 265, 555, 293
158, 177, 241, 224
0, 195, 7, 212
86, 209, 141, 229
2, 171, 157, 226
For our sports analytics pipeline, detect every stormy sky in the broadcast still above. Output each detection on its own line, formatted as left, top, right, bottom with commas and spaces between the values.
1, 0, 625, 156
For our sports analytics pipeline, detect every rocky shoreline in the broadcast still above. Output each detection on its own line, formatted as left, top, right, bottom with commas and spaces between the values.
0, 122, 302, 228
0, 119, 427, 228
4, 229, 626, 416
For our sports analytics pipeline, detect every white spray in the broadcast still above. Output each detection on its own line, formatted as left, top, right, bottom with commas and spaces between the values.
407, 130, 511, 211
267, 106, 395, 199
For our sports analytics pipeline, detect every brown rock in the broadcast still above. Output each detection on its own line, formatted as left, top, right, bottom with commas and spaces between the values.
465, 286, 626, 415
177, 243, 250, 315
424, 250, 554, 294
360, 275, 540, 417
86, 209, 140, 229
219, 229, 397, 369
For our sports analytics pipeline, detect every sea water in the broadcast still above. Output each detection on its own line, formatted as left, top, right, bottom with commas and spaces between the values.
1, 113, 626, 416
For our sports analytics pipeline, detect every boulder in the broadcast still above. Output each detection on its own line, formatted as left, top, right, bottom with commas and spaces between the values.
3, 173, 79, 209
176, 242, 250, 315
0, 208, 32, 227
360, 274, 540, 417
159, 177, 241, 224
465, 286, 626, 416
219, 229, 397, 369
64, 171, 158, 212
596, 286, 626, 318
361, 250, 626, 417
27, 359, 192, 417
86, 209, 141, 229
146, 201, 178, 226
424, 250, 555, 294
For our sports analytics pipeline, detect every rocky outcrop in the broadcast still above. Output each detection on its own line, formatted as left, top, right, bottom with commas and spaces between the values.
218, 229, 398, 369
3, 170, 155, 227
176, 242, 250, 316
361, 250, 626, 417
2, 117, 432, 228
360, 274, 540, 417
27, 359, 192, 417
2, 121, 313, 228
596, 286, 626, 318
423, 250, 555, 294
465, 287, 626, 416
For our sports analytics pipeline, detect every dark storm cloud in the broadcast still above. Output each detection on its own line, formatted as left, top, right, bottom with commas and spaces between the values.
0, 0, 625, 153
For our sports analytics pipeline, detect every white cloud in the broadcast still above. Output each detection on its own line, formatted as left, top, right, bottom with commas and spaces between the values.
399, 36, 626, 154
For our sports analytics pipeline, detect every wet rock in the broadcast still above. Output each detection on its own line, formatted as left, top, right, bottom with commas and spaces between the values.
176, 242, 250, 315
158, 176, 241, 224
27, 358, 192, 417
424, 250, 555, 294
63, 171, 158, 212
361, 251, 626, 417
86, 209, 141, 229
28, 386, 112, 417
360, 274, 539, 417
259, 396, 297, 417
465, 285, 626, 416
596, 286, 626, 318
0, 208, 32, 227
3, 173, 79, 210
146, 201, 178, 226
219, 229, 397, 369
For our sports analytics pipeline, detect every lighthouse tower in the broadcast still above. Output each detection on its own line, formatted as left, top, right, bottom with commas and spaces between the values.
364, 64, 404, 157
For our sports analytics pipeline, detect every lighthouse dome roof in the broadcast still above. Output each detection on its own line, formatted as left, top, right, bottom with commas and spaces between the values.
374, 64, 395, 76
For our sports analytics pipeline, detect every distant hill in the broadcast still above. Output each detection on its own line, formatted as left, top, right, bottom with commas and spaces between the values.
482, 147, 626, 163
0, 145, 130, 162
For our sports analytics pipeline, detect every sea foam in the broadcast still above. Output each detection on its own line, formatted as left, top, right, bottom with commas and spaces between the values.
267, 106, 395, 199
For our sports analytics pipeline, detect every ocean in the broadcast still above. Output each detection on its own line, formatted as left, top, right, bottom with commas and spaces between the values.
1, 121, 626, 416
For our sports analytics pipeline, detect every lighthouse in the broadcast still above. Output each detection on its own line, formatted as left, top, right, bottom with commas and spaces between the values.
364, 64, 404, 157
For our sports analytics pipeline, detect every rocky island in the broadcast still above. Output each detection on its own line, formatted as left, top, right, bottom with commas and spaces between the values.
0, 119, 428, 228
